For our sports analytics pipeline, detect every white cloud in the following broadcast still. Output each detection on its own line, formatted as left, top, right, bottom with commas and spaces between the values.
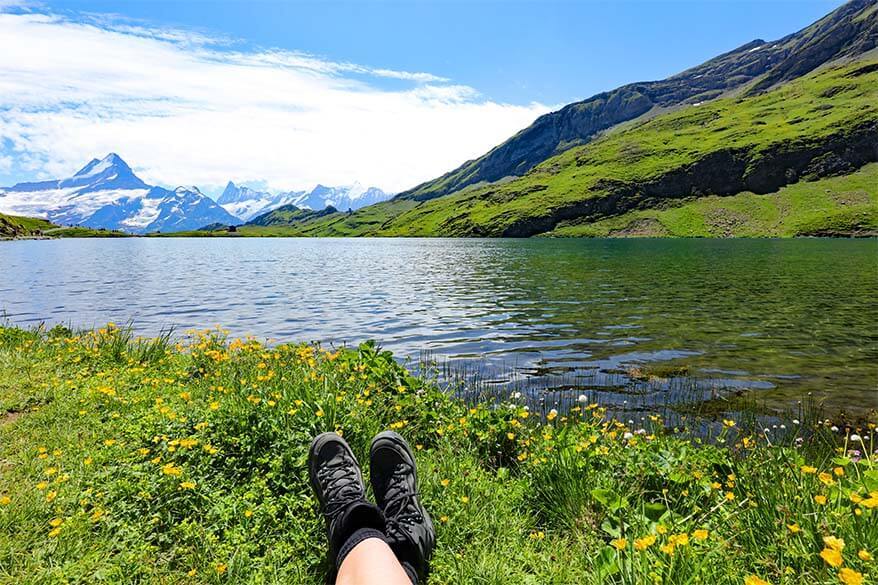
0, 9, 549, 193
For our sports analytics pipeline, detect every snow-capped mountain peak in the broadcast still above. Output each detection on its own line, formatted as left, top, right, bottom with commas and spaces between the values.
0, 154, 236, 234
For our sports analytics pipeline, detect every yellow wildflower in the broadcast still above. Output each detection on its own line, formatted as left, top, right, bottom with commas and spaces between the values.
857, 549, 871, 561
787, 523, 801, 533
693, 529, 709, 541
800, 466, 817, 474
440, 479, 450, 487
823, 536, 845, 552
744, 577, 770, 585
814, 495, 827, 505
179, 481, 196, 490
611, 538, 627, 550
634, 535, 656, 550
838, 568, 863, 585
215, 563, 227, 574
0, 495, 10, 506
820, 547, 843, 567
460, 496, 469, 504
833, 466, 845, 477
818, 472, 835, 486
46, 490, 57, 502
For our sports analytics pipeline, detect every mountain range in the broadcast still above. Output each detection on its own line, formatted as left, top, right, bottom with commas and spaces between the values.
232, 0, 876, 238
0, 155, 391, 233
218, 181, 389, 221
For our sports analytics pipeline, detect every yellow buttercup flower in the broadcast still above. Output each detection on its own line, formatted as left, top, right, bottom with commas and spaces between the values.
634, 535, 656, 550
693, 529, 709, 541
820, 547, 843, 567
611, 538, 627, 550
823, 536, 845, 552
818, 472, 835, 486
838, 568, 863, 585
0, 495, 10, 506
857, 549, 871, 561
787, 523, 800, 533
814, 495, 827, 505
744, 577, 770, 585
800, 465, 817, 474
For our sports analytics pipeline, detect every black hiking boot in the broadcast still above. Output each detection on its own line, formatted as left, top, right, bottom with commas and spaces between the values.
309, 432, 385, 581
370, 431, 435, 584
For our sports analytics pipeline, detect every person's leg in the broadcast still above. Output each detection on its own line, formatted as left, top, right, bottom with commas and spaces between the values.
336, 537, 413, 585
310, 432, 411, 584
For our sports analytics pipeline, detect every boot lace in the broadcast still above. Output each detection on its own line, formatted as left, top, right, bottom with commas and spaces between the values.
382, 461, 423, 533
316, 455, 361, 520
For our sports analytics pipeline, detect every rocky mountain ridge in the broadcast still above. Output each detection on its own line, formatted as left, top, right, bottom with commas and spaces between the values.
396, 0, 878, 203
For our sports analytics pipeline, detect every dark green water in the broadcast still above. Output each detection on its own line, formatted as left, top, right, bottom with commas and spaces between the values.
1, 238, 876, 412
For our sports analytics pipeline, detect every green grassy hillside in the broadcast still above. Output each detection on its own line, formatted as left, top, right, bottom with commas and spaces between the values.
353, 59, 877, 237
549, 163, 878, 237
0, 212, 129, 239
0, 213, 55, 238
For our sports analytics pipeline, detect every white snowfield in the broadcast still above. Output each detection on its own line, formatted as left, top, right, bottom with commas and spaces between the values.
0, 186, 150, 225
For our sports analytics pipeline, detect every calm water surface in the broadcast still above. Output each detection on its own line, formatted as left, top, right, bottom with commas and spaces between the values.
1, 238, 876, 412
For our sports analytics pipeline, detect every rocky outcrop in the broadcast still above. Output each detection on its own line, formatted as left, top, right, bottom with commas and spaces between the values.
398, 0, 877, 203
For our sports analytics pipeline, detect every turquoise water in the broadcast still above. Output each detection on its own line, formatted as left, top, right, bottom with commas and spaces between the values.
1, 237, 876, 412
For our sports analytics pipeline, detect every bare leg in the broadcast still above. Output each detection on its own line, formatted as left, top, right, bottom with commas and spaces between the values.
336, 537, 412, 585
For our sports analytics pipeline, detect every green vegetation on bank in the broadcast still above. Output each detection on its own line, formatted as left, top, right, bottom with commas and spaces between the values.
1, 324, 876, 583
0, 213, 54, 238
0, 212, 128, 239
549, 163, 878, 237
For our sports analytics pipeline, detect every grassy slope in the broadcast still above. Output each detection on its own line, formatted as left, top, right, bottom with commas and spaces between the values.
0, 212, 128, 239
549, 163, 878, 237
280, 59, 876, 238
0, 325, 876, 584
0, 213, 54, 237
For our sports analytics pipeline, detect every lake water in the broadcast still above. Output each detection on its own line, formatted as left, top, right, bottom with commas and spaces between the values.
1, 238, 876, 413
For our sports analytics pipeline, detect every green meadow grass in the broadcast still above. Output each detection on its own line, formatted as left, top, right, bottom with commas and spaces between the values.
0, 324, 876, 584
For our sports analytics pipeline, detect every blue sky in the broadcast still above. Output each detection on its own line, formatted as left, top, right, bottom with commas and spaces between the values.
46, 0, 844, 104
0, 0, 846, 194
